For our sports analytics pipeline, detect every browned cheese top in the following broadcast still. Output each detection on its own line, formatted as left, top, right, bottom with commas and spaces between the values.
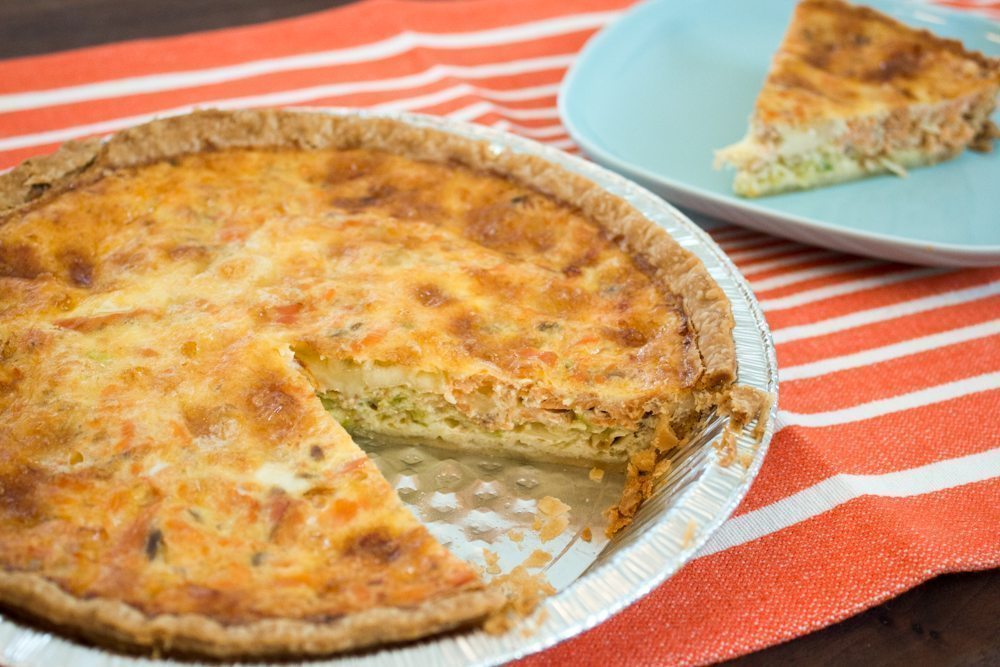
755, 0, 1000, 126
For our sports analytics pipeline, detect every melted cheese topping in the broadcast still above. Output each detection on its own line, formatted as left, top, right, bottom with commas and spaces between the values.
0, 147, 703, 624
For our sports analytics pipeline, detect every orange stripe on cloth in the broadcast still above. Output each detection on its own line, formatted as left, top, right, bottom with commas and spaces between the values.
765, 268, 1000, 328
776, 294, 1000, 368
519, 478, 1000, 666
755, 262, 925, 300
0, 0, 631, 92
717, 236, 796, 256
0, 32, 589, 137
781, 335, 1000, 413
936, 1, 1000, 18
744, 253, 866, 284
740, 391, 1000, 513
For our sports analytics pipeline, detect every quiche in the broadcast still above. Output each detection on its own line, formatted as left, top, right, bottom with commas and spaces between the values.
715, 0, 1000, 197
0, 110, 738, 657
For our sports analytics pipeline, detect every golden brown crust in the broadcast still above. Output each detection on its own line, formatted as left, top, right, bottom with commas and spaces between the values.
0, 139, 103, 214
0, 109, 736, 655
0, 568, 503, 657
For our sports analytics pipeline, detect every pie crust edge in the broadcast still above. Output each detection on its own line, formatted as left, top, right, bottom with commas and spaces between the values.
0, 109, 737, 656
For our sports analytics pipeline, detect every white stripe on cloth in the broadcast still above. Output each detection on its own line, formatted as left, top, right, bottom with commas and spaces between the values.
750, 259, 882, 292
697, 447, 1000, 557
0, 11, 621, 113
0, 65, 566, 158
772, 280, 1000, 344
759, 267, 948, 312
374, 82, 561, 110
778, 371, 1000, 429
446, 100, 560, 122
709, 226, 761, 241
545, 137, 577, 150
489, 120, 569, 138
715, 235, 782, 252
0, 55, 575, 153
727, 240, 806, 263
741, 249, 841, 275
781, 320, 1000, 382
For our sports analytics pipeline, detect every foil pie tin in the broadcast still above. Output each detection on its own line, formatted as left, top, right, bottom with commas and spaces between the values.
0, 110, 778, 666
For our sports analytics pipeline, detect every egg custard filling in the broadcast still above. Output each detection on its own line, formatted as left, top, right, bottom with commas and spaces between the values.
301, 353, 661, 466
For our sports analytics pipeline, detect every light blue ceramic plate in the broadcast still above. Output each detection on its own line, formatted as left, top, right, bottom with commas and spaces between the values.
559, 0, 1000, 266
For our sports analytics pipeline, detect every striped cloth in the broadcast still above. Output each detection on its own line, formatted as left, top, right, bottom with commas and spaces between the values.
1, 0, 997, 664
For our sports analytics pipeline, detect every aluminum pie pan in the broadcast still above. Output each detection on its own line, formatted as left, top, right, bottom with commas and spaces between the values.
0, 109, 778, 667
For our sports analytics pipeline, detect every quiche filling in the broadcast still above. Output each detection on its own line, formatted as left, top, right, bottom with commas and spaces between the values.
0, 110, 738, 657
318, 386, 644, 464
719, 93, 999, 197
299, 353, 663, 465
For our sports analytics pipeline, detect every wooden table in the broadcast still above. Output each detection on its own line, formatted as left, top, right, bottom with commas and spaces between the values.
2, 1, 998, 664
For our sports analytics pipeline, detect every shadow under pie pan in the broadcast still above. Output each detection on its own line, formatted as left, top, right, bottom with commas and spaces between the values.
0, 109, 778, 666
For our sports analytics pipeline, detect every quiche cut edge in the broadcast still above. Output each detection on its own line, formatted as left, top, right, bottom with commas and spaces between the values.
0, 109, 740, 657
714, 0, 1000, 198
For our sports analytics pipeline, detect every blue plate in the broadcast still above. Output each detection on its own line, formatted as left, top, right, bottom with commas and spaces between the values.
559, 0, 1000, 266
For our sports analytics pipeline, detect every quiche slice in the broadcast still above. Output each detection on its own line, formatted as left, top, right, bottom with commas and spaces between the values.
715, 0, 1000, 197
0, 110, 738, 657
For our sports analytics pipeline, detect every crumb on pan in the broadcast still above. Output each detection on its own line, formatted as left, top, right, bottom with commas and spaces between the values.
589, 467, 605, 482
523, 550, 552, 569
482, 549, 502, 576
539, 516, 570, 542
723, 386, 773, 441
604, 446, 667, 536
537, 496, 570, 516
681, 519, 698, 548
507, 529, 523, 543
483, 566, 556, 635
715, 387, 773, 468
581, 527, 593, 542
715, 429, 738, 467
520, 610, 548, 638
529, 496, 571, 542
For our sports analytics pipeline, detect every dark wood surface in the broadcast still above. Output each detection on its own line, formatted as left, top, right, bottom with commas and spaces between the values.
725, 569, 1000, 667
0, 0, 359, 58
1, 1, 998, 665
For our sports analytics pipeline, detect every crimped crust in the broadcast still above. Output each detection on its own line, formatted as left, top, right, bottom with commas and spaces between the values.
0, 109, 737, 656
0, 568, 502, 658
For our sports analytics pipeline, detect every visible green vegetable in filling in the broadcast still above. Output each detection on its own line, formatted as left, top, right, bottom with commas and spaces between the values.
318, 385, 640, 457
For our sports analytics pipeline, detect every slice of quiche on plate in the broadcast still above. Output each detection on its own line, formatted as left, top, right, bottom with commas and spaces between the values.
715, 0, 1000, 197
0, 110, 766, 658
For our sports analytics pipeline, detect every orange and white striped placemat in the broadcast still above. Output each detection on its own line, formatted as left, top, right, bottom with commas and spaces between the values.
1, 1, 997, 664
